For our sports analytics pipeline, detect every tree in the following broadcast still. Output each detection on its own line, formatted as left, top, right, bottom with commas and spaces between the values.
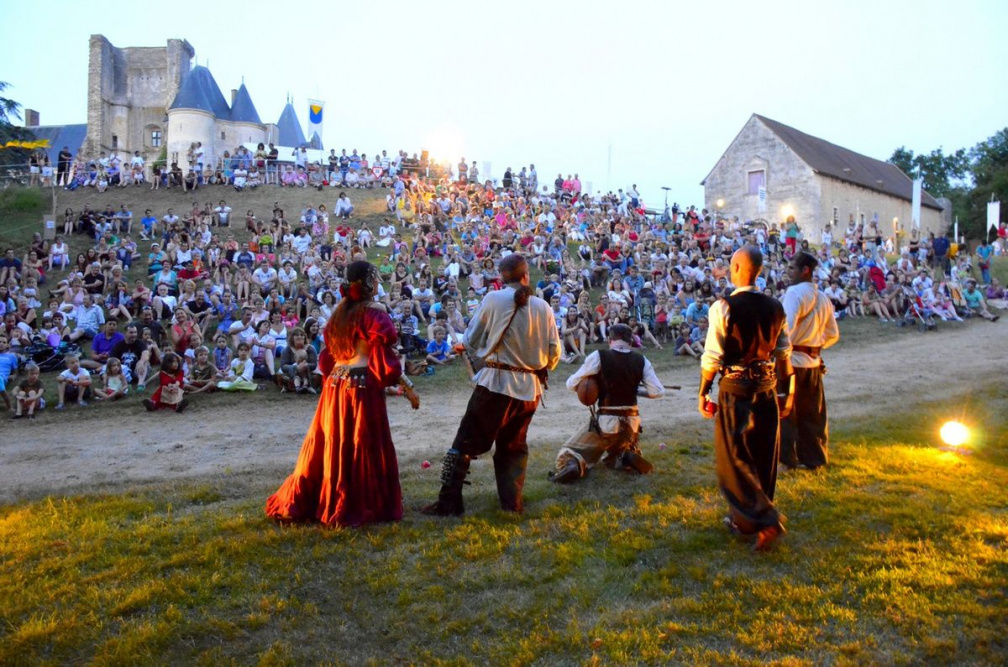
965, 128, 1008, 240
887, 146, 969, 199
0, 81, 33, 168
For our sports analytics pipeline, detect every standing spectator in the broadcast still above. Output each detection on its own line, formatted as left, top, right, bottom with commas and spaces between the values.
57, 145, 74, 187
932, 232, 951, 277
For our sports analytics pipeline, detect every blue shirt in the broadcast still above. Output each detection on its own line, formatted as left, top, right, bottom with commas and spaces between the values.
684, 301, 710, 324
426, 339, 450, 360
0, 352, 17, 381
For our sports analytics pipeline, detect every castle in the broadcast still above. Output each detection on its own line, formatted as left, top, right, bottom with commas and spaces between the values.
30, 35, 318, 170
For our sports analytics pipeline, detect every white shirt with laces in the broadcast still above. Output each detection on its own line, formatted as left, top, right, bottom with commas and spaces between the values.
564, 341, 664, 434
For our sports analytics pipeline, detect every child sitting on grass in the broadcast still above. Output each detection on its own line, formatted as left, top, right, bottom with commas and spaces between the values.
184, 345, 218, 394
12, 362, 44, 419
143, 351, 188, 413
56, 354, 91, 410
217, 342, 257, 392
212, 334, 233, 377
425, 326, 456, 368
93, 357, 129, 401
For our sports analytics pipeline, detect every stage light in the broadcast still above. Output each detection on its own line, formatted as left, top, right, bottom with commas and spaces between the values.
940, 421, 969, 449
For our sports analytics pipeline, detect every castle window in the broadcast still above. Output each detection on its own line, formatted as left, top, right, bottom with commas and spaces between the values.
221, 131, 226, 140
151, 130, 162, 148
112, 134, 119, 149
747, 170, 765, 195
832, 207, 838, 223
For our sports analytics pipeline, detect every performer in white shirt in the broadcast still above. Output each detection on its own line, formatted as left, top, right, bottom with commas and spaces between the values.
551, 324, 664, 483
422, 254, 561, 516
780, 252, 840, 470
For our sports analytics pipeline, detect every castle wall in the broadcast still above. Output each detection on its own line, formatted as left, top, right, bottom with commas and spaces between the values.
166, 109, 214, 172
84, 35, 193, 165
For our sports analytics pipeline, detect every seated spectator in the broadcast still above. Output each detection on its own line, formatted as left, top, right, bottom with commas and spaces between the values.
335, 192, 354, 219
962, 280, 1000, 321
143, 351, 187, 413
279, 327, 318, 393
56, 354, 92, 410
93, 357, 129, 402
425, 326, 456, 368
12, 362, 44, 419
69, 293, 105, 342
217, 342, 257, 391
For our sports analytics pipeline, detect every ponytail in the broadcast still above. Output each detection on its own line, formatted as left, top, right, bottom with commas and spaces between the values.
514, 285, 532, 308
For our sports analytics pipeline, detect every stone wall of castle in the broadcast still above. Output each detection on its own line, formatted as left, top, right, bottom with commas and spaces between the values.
84, 35, 193, 163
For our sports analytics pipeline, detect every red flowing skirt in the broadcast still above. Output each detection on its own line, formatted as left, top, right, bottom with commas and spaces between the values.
265, 377, 403, 527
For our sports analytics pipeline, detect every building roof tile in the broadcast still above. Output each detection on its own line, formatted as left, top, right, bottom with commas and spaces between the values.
229, 83, 261, 124
276, 103, 307, 147
754, 114, 943, 210
169, 66, 231, 118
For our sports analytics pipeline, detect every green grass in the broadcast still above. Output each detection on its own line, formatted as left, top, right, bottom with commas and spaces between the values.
2, 184, 1008, 664
2, 381, 1006, 664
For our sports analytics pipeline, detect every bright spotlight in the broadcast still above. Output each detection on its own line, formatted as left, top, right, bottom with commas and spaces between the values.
939, 421, 969, 448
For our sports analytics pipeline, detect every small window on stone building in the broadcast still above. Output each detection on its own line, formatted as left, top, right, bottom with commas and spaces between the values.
832, 207, 838, 223
221, 131, 226, 140
747, 170, 765, 195
112, 135, 118, 149
151, 130, 162, 148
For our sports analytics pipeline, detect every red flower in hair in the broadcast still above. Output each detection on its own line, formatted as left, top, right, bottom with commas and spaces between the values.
349, 283, 363, 300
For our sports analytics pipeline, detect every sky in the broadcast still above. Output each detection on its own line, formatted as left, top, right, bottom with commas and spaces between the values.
3, 0, 1007, 209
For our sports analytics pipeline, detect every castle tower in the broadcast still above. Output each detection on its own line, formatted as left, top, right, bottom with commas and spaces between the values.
84, 35, 193, 163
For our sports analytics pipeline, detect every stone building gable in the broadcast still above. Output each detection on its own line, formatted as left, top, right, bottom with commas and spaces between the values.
702, 114, 817, 225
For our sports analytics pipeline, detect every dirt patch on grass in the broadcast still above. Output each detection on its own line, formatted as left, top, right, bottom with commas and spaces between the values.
3, 318, 1002, 503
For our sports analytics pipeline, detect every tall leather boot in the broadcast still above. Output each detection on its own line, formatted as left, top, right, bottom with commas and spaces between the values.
494, 448, 527, 513
420, 449, 470, 516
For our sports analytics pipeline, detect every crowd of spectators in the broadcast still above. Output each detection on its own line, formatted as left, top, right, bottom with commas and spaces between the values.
1, 147, 1004, 418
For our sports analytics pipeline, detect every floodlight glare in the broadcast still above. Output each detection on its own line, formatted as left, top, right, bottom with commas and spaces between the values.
939, 421, 969, 448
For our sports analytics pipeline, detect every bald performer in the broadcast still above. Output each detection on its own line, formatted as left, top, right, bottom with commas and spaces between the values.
699, 245, 794, 551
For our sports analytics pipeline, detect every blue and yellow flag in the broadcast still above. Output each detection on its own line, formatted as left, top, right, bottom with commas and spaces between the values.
308, 100, 324, 142
309, 103, 323, 125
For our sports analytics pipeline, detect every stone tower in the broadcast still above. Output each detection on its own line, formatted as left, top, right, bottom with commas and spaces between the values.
84, 35, 194, 162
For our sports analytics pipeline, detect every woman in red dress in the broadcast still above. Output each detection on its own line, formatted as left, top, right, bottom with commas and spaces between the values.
266, 261, 420, 527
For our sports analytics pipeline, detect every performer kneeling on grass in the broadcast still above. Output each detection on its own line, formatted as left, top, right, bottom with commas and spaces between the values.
422, 253, 561, 516
551, 323, 665, 483
699, 246, 793, 552
266, 261, 420, 528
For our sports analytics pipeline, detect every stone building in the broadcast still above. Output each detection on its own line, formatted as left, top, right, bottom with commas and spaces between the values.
165, 67, 270, 171
84, 34, 194, 164
701, 114, 946, 243
76, 34, 313, 172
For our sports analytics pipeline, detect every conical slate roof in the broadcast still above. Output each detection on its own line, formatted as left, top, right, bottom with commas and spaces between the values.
229, 83, 261, 124
169, 66, 231, 119
276, 102, 307, 147
308, 132, 323, 150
